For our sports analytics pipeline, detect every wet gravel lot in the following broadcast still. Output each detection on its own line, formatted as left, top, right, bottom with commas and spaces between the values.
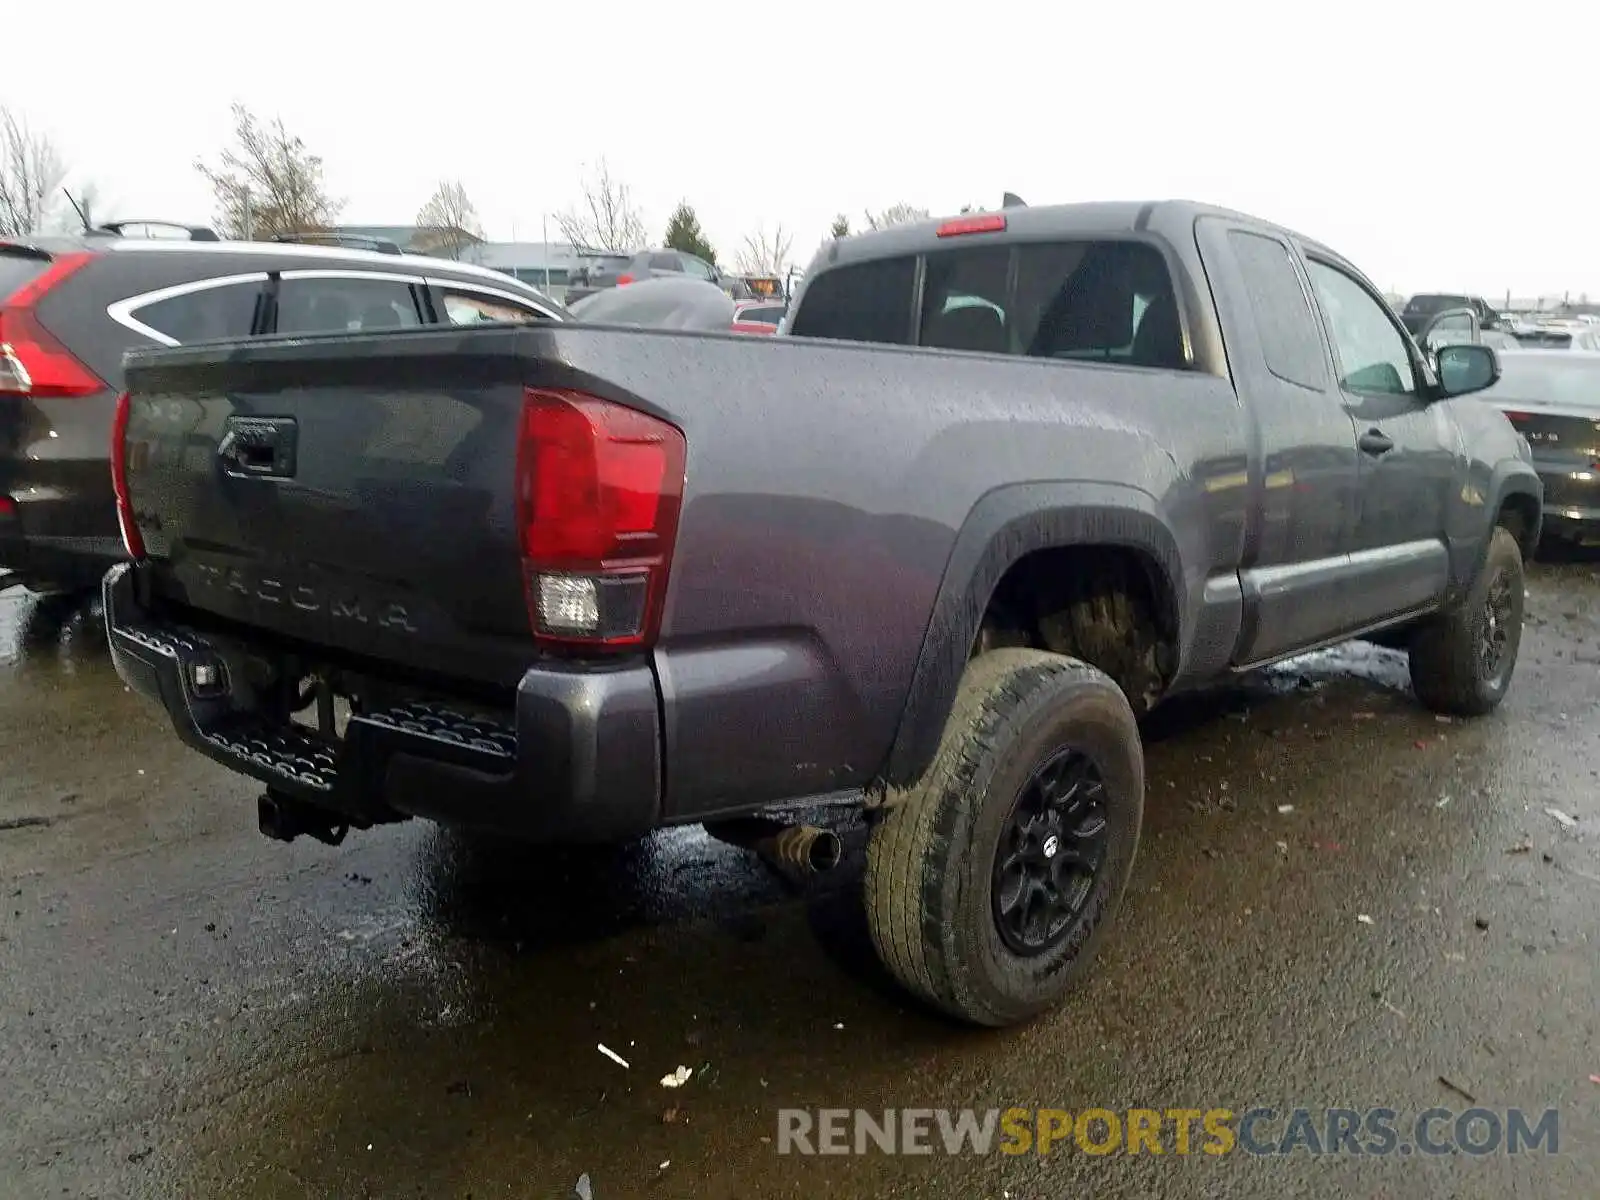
1, 556, 1596, 1199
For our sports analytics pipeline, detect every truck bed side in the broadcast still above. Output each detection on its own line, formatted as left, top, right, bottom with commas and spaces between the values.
542, 330, 1247, 817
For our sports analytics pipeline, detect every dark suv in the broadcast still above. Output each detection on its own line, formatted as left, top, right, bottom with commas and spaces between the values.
0, 232, 565, 594
1401, 293, 1502, 337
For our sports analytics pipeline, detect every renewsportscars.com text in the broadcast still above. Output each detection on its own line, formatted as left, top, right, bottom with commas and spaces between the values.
776, 1106, 1561, 1157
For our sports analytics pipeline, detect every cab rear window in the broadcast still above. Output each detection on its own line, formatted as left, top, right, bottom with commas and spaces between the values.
789, 240, 1185, 369
787, 257, 916, 344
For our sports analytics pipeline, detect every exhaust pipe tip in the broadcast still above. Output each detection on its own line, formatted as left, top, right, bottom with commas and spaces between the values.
803, 827, 844, 872
702, 817, 844, 876
766, 824, 843, 875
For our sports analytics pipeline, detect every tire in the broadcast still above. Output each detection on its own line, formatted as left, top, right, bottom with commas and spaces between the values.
1409, 525, 1525, 716
864, 648, 1143, 1027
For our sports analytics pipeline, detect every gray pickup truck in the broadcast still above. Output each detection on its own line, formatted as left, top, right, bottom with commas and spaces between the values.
106, 200, 1541, 1027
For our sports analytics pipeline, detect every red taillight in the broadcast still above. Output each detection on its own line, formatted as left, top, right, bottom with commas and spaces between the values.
110, 390, 144, 558
515, 388, 685, 651
1502, 411, 1530, 422
0, 253, 104, 398
730, 320, 778, 335
0, 495, 15, 518
615, 273, 635, 286
936, 213, 1007, 238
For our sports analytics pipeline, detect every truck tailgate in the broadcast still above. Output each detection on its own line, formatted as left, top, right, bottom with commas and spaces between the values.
122, 328, 538, 687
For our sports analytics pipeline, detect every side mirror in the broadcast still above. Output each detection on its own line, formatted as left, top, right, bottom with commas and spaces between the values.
1435, 343, 1500, 398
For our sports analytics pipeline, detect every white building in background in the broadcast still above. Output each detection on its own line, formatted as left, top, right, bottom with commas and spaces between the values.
328, 225, 625, 299
457, 241, 604, 294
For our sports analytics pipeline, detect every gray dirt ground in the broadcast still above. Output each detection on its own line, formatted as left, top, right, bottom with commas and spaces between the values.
1, 554, 1596, 1199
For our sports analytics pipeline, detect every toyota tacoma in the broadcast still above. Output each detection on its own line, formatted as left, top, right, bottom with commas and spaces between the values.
106, 200, 1540, 1026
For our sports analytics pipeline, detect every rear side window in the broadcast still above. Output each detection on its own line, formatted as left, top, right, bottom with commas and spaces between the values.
440, 290, 546, 325
788, 257, 916, 345
1228, 230, 1329, 390
276, 276, 424, 334
132, 281, 262, 343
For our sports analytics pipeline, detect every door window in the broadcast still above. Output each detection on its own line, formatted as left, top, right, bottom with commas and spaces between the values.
1306, 261, 1418, 396
275, 275, 424, 334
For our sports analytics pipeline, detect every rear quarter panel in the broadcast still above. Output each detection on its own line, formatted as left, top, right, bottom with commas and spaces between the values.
537, 326, 1246, 818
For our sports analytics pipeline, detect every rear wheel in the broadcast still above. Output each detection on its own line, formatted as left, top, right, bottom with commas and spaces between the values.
1409, 526, 1524, 716
864, 648, 1143, 1027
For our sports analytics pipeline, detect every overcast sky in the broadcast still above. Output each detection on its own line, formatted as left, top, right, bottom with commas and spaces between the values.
7, 0, 1595, 298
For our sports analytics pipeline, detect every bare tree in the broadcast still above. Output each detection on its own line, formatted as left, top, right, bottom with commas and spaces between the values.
555, 159, 646, 254
863, 202, 929, 231
736, 224, 794, 277
413, 180, 484, 259
195, 103, 343, 240
0, 108, 67, 238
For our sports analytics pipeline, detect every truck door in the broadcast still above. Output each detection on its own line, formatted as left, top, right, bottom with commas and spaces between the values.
1303, 257, 1455, 628
1195, 218, 1362, 664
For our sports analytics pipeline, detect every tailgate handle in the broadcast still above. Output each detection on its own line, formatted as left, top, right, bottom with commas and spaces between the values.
218, 416, 297, 478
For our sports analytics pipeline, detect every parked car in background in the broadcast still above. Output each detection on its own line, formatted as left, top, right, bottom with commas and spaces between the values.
1476, 349, 1600, 546
619, 249, 722, 289
1513, 320, 1600, 350
1401, 292, 1503, 336
0, 230, 565, 596
563, 249, 730, 305
727, 274, 787, 302
563, 253, 635, 304
730, 298, 786, 333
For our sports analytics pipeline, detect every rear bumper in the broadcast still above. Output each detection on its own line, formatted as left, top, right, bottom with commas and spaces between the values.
1534, 467, 1600, 541
104, 563, 662, 842
1, 395, 123, 590
1540, 505, 1600, 542
0, 522, 124, 591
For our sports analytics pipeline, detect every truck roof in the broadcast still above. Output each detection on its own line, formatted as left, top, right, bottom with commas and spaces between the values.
814, 199, 1350, 274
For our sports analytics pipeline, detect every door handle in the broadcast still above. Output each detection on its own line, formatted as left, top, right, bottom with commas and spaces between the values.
217, 416, 298, 478
1358, 429, 1395, 456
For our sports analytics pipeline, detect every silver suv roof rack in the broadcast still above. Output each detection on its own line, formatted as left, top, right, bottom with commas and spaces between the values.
93, 220, 221, 241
